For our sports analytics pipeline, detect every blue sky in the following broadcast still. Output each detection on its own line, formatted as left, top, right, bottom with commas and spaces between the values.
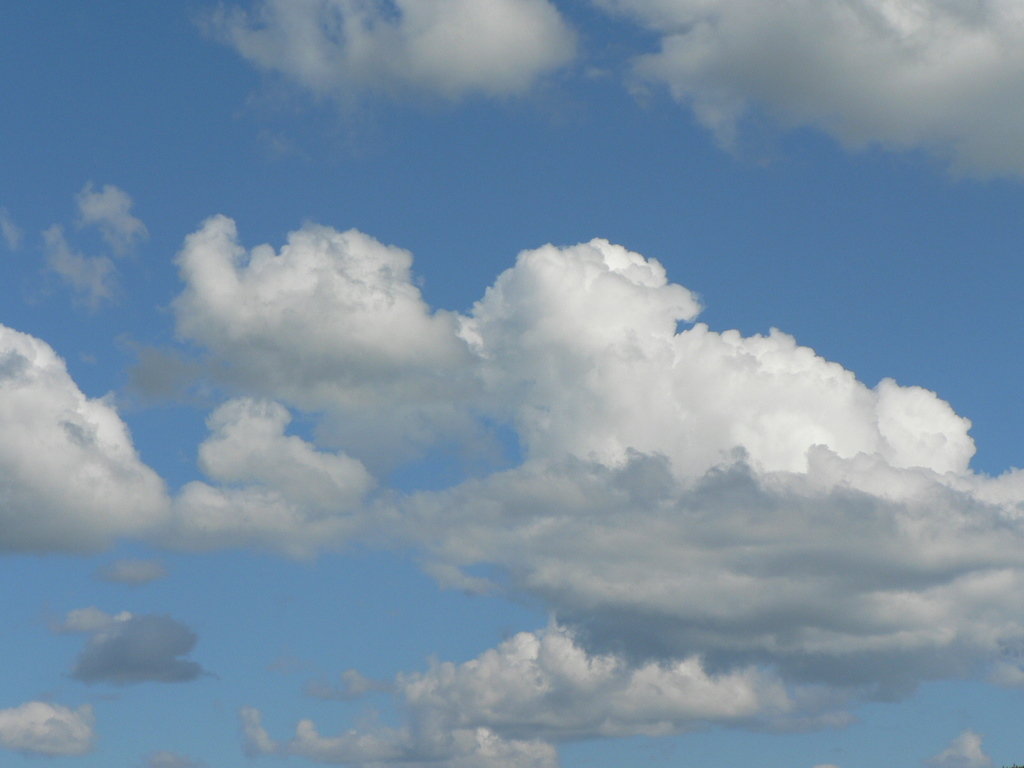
2, 2, 1024, 767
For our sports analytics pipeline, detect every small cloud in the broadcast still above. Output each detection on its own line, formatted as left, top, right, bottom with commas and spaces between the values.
0, 701, 95, 756
304, 668, 392, 700
56, 607, 208, 685
0, 208, 22, 250
95, 558, 168, 586
42, 224, 116, 310
925, 730, 992, 768
138, 749, 206, 768
76, 183, 148, 255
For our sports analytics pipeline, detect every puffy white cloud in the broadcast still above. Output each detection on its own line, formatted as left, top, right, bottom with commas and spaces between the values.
0, 324, 169, 553
57, 607, 208, 685
172, 398, 374, 557
243, 624, 845, 766
0, 701, 95, 756
242, 705, 559, 768
95, 558, 169, 585
0, 207, 22, 250
460, 238, 974, 477
170, 220, 1024, 714
597, 0, 1024, 175
173, 217, 478, 465
42, 224, 116, 309
926, 729, 992, 768
76, 182, 148, 255
208, 0, 575, 100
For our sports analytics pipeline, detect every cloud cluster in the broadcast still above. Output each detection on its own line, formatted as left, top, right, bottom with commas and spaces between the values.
0, 701, 95, 757
161, 219, 1024, 760
56, 607, 207, 685
598, 0, 1024, 174
207, 0, 575, 100
244, 624, 847, 766
0, 324, 169, 552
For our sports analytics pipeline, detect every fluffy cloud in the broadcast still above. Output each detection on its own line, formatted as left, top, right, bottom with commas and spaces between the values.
597, 0, 1024, 175
0, 701, 95, 756
57, 608, 207, 685
173, 216, 478, 465
242, 706, 559, 768
172, 398, 375, 556
95, 558, 169, 585
207, 0, 575, 100
170, 220, 1024, 749
926, 729, 992, 768
244, 624, 845, 766
0, 324, 169, 552
76, 182, 148, 254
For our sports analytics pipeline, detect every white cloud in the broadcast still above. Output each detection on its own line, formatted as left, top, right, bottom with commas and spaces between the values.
0, 324, 170, 553
0, 208, 22, 250
926, 729, 992, 768
208, 0, 576, 101
95, 558, 169, 585
173, 216, 478, 466
171, 398, 374, 557
596, 0, 1024, 175
76, 182, 148, 255
244, 624, 846, 766
242, 705, 559, 768
0, 701, 95, 757
42, 224, 116, 309
170, 220, 1024, 713
57, 607, 208, 685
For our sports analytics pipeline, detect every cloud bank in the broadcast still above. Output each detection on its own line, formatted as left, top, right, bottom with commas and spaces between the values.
208, 0, 576, 100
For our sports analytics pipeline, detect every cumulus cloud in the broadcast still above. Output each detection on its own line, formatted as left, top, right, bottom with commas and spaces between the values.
926, 729, 992, 768
597, 0, 1024, 175
0, 701, 95, 756
245, 624, 845, 766
171, 398, 375, 556
207, 0, 576, 101
57, 608, 207, 685
76, 182, 148, 254
95, 558, 169, 585
170, 220, 1024, 747
173, 216, 478, 465
0, 208, 22, 250
0, 324, 169, 553
242, 705, 559, 768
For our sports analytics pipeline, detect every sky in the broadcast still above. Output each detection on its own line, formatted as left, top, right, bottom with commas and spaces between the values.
2, 1, 1024, 767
